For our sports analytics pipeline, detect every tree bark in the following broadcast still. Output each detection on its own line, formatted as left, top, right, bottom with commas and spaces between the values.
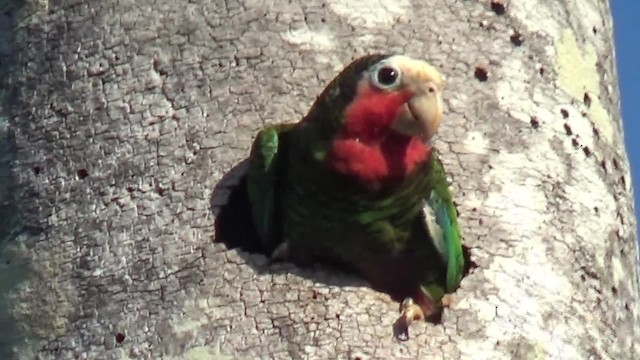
0, 0, 638, 359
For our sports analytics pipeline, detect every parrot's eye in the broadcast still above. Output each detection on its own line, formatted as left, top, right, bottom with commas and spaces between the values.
371, 64, 402, 90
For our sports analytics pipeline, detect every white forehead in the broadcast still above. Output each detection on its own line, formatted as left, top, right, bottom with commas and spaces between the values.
373, 55, 445, 86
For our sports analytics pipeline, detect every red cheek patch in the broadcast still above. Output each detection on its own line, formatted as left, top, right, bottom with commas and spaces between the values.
327, 84, 429, 188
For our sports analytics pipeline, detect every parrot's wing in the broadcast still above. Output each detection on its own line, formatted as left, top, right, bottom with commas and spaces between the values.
246, 123, 295, 255
421, 150, 464, 293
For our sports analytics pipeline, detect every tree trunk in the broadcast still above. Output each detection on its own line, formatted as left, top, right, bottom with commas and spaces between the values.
1, 0, 638, 359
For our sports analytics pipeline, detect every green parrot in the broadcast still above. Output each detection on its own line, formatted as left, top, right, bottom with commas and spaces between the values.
245, 54, 464, 338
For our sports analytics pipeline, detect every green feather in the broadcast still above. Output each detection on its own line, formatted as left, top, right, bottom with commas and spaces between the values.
246, 123, 295, 255
422, 151, 464, 294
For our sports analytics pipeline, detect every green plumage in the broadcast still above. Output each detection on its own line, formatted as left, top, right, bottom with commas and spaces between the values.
246, 55, 464, 314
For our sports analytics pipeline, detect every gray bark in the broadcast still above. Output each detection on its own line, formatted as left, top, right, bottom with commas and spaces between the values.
0, 0, 638, 359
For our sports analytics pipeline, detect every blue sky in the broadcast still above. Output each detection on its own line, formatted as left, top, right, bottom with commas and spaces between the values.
611, 2, 639, 234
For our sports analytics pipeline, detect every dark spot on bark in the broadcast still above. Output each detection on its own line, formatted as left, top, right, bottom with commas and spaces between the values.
510, 31, 523, 46
490, 0, 506, 15
592, 26, 597, 34
601, 160, 607, 174
472, 207, 477, 212
593, 126, 600, 140
321, 18, 326, 23
612, 158, 619, 170
620, 175, 626, 188
312, 289, 318, 299
611, 286, 618, 295
33, 166, 42, 175
560, 108, 569, 118
3, 10, 12, 18
563, 123, 572, 136
474, 66, 488, 82
127, 186, 135, 193
155, 185, 165, 196
571, 138, 579, 148
77, 169, 89, 179
115, 333, 125, 344
583, 92, 592, 107
582, 146, 591, 157
617, 211, 625, 225
478, 218, 483, 225
625, 302, 631, 311
538, 67, 545, 75
593, 206, 599, 215
580, 266, 600, 280
335, 313, 340, 319
529, 116, 540, 129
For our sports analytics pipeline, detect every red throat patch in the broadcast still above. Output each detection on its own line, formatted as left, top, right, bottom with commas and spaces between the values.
328, 85, 431, 188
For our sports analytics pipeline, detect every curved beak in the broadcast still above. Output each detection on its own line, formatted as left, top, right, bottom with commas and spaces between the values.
391, 82, 443, 142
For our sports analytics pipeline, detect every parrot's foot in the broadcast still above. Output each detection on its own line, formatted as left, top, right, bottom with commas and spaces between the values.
393, 297, 425, 341
441, 294, 453, 308
269, 242, 289, 262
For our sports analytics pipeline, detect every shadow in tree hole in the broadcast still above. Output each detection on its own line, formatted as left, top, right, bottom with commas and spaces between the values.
210, 159, 369, 289
211, 158, 476, 331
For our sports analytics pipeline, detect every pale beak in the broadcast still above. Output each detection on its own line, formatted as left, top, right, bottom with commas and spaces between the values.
391, 82, 443, 142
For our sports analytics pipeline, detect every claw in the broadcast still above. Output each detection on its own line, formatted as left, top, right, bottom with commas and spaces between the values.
393, 297, 425, 341
441, 294, 453, 308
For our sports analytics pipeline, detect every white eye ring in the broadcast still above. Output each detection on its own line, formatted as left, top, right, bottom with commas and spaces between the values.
370, 63, 402, 90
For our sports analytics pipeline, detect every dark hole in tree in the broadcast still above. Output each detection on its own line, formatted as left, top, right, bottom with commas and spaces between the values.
510, 32, 523, 46
474, 66, 488, 82
563, 123, 573, 136
33, 166, 42, 175
529, 117, 540, 129
593, 126, 600, 139
77, 169, 89, 179
115, 333, 125, 344
215, 176, 266, 254
490, 0, 506, 15
462, 245, 477, 277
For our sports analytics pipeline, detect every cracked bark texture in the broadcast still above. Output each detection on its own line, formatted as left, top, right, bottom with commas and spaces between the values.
0, 0, 638, 359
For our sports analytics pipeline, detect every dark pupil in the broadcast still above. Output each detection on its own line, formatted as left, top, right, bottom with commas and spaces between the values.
377, 66, 398, 85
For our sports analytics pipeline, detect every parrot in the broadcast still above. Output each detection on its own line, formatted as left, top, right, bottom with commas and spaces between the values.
244, 54, 464, 339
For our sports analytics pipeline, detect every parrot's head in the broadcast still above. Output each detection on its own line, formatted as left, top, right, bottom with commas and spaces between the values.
307, 54, 445, 188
